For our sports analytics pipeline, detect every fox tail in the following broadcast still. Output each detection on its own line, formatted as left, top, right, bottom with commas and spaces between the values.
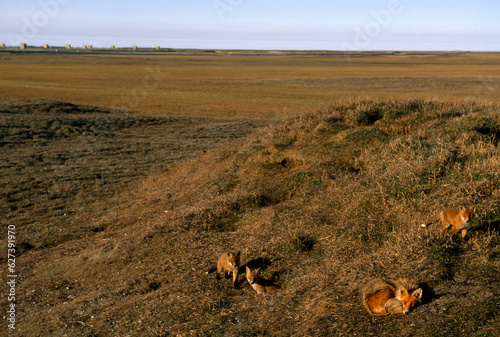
420, 213, 440, 228
206, 264, 217, 274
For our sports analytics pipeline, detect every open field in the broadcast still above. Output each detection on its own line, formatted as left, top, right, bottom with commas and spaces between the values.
1, 53, 500, 335
0, 52, 499, 119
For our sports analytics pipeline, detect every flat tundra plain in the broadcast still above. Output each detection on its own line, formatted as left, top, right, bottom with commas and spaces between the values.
0, 52, 499, 119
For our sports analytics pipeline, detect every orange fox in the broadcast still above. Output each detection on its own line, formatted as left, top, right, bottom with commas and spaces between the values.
246, 267, 281, 294
421, 206, 476, 239
213, 252, 240, 288
363, 278, 422, 315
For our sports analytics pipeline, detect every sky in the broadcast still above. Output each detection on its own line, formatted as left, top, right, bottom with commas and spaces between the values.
1, 0, 499, 51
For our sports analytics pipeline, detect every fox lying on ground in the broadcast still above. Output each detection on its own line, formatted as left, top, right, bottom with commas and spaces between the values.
246, 267, 281, 294
421, 206, 476, 239
206, 252, 241, 288
363, 278, 422, 315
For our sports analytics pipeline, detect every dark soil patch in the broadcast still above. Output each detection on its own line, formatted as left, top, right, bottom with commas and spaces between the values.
0, 98, 271, 250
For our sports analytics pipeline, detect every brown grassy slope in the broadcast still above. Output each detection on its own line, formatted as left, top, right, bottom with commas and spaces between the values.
7, 99, 500, 336
0, 53, 499, 120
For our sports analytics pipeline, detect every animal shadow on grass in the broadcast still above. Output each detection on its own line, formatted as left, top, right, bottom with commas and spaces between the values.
242, 257, 273, 271
418, 282, 443, 306
474, 220, 500, 235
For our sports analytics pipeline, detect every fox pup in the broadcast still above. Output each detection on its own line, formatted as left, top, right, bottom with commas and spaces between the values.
215, 252, 240, 288
363, 278, 422, 315
421, 206, 476, 239
246, 267, 281, 294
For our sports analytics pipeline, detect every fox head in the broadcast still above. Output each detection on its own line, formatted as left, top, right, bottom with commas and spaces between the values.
395, 286, 423, 314
228, 251, 240, 267
246, 267, 260, 285
459, 206, 475, 224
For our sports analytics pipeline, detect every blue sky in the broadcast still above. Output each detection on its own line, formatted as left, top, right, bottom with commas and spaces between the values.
1, 0, 499, 51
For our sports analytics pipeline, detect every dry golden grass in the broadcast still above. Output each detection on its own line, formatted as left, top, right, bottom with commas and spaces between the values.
0, 53, 499, 120
4, 98, 500, 336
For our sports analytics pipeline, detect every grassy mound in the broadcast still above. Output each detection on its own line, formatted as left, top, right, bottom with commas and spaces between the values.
8, 99, 500, 336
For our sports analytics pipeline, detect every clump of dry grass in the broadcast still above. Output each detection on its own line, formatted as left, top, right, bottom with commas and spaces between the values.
7, 98, 500, 336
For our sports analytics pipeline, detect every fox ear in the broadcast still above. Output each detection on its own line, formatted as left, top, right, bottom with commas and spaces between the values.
459, 205, 466, 212
246, 266, 250, 273
395, 286, 408, 298
235, 251, 241, 258
412, 288, 423, 300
